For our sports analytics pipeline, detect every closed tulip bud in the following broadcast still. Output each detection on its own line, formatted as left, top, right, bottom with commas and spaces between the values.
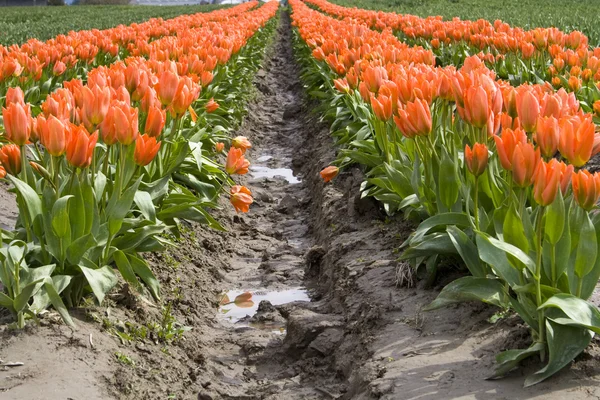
0, 144, 21, 175
144, 106, 166, 138
66, 124, 98, 169
113, 102, 139, 146
200, 71, 213, 88
533, 159, 562, 206
493, 128, 528, 171
511, 142, 540, 188
2, 102, 31, 146
572, 169, 600, 211
320, 165, 339, 182
134, 134, 161, 167
156, 70, 179, 106
230, 185, 253, 213
215, 142, 225, 153
231, 136, 251, 153
334, 78, 351, 94
463, 86, 490, 128
517, 90, 539, 133
53, 61, 66, 76
465, 143, 488, 177
39, 115, 68, 157
225, 148, 249, 175
371, 94, 393, 121
81, 85, 111, 127
5, 87, 25, 106
558, 115, 595, 167
534, 116, 559, 158
503, 88, 517, 118
206, 98, 219, 113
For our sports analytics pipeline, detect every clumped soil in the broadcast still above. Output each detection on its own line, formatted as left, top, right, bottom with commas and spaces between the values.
1, 10, 600, 400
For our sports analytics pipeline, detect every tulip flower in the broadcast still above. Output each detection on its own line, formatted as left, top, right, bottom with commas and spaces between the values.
516, 90, 539, 133
110, 102, 139, 146
465, 143, 488, 177
206, 98, 219, 113
156, 70, 180, 106
145, 106, 166, 138
231, 136, 251, 153
66, 124, 98, 169
463, 86, 490, 128
558, 115, 595, 167
170, 77, 200, 117
320, 165, 339, 182
493, 128, 528, 171
225, 148, 249, 175
534, 116, 559, 158
230, 185, 253, 213
0, 165, 6, 179
5, 87, 25, 106
371, 94, 393, 121
81, 85, 111, 127
2, 102, 31, 146
334, 78, 351, 94
572, 169, 600, 211
594, 100, 600, 117
532, 159, 563, 206
511, 142, 540, 188
134, 134, 161, 167
39, 115, 68, 157
394, 98, 432, 138
0, 145, 21, 175
53, 61, 67, 76
215, 142, 225, 153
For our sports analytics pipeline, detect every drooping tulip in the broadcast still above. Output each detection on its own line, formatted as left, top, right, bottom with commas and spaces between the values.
231, 136, 251, 153
465, 143, 488, 177
2, 102, 31, 146
144, 106, 166, 138
206, 98, 219, 113
225, 148, 249, 175
572, 169, 600, 211
230, 185, 253, 213
532, 159, 562, 206
134, 134, 161, 167
66, 124, 98, 169
320, 165, 339, 182
0, 144, 22, 175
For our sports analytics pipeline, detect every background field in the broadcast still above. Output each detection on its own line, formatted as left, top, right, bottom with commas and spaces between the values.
0, 4, 228, 46
330, 0, 600, 47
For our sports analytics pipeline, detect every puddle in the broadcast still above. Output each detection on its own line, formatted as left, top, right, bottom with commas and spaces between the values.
250, 165, 301, 184
257, 155, 273, 162
218, 288, 309, 333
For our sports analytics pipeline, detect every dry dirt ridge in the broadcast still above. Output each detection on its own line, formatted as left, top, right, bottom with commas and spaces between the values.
1, 10, 600, 400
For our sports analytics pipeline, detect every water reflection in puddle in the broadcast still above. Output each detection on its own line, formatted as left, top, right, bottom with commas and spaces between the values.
250, 165, 301, 184
256, 155, 273, 162
218, 288, 309, 333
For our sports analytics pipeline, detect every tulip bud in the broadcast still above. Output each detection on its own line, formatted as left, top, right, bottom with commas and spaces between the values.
464, 143, 488, 177
0, 144, 22, 175
320, 165, 339, 183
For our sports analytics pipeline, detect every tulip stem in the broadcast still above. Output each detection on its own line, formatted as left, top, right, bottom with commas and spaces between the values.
535, 206, 546, 361
474, 176, 480, 231
20, 145, 28, 187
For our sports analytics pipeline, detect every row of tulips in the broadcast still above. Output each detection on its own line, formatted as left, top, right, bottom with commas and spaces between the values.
292, 0, 600, 387
0, 1, 279, 329
0, 2, 257, 108
305, 0, 600, 107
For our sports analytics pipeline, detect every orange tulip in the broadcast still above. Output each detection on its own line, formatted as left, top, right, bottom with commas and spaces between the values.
206, 98, 219, 113
112, 102, 139, 146
215, 142, 225, 153
156, 70, 180, 106
532, 159, 562, 206
2, 102, 31, 146
516, 90, 539, 132
334, 78, 351, 94
594, 100, 600, 117
53, 61, 67, 76
558, 115, 595, 167
231, 136, 251, 153
5, 87, 25, 106
225, 148, 249, 175
39, 115, 68, 157
320, 165, 339, 182
371, 94, 393, 121
465, 143, 488, 177
144, 106, 166, 138
462, 86, 490, 128
66, 124, 98, 169
200, 71, 214, 88
493, 128, 528, 171
511, 142, 540, 188
81, 85, 111, 127
0, 144, 21, 175
572, 169, 600, 211
534, 116, 559, 158
134, 134, 161, 167
230, 185, 253, 213
394, 98, 432, 138
0, 165, 6, 179
170, 77, 200, 117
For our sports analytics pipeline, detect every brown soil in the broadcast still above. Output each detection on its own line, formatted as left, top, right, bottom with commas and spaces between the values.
1, 9, 600, 400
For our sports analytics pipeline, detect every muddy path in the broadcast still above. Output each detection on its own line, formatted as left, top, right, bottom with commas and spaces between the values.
2, 8, 600, 400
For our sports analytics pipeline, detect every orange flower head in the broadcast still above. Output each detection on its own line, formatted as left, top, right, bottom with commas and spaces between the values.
156, 70, 180, 106
534, 116, 559, 158
231, 136, 251, 153
112, 102, 139, 146
533, 159, 563, 206
2, 102, 31, 146
371, 93, 393, 121
134, 134, 161, 167
0, 144, 21, 175
558, 114, 595, 167
5, 87, 25, 106
320, 165, 339, 182
511, 141, 540, 188
230, 185, 253, 213
39, 115, 68, 157
66, 124, 98, 169
334, 78, 351, 94
225, 147, 249, 175
464, 143, 488, 177
170, 77, 200, 117
81, 85, 111, 127
53, 61, 67, 77
463, 85, 490, 128
594, 100, 600, 117
572, 169, 600, 211
215, 142, 225, 153
0, 165, 5, 179
145, 106, 166, 138
394, 98, 432, 138
516, 90, 539, 133
493, 128, 528, 171
206, 98, 219, 113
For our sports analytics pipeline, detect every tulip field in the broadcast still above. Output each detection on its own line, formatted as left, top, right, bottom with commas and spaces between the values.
3, 0, 600, 397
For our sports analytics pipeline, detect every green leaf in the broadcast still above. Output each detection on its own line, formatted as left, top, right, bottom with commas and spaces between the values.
66, 234, 96, 265
446, 225, 487, 278
107, 177, 142, 236
411, 213, 471, 245
574, 212, 597, 279
438, 148, 459, 210
400, 232, 456, 260
113, 250, 141, 290
51, 195, 73, 238
7, 175, 42, 230
489, 343, 544, 379
423, 276, 507, 311
0, 292, 13, 309
79, 265, 118, 305
503, 203, 529, 255
44, 277, 76, 328
475, 232, 526, 287
13, 279, 44, 313
524, 319, 592, 387
134, 191, 156, 222
545, 190, 565, 246
539, 293, 600, 334
129, 255, 160, 301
